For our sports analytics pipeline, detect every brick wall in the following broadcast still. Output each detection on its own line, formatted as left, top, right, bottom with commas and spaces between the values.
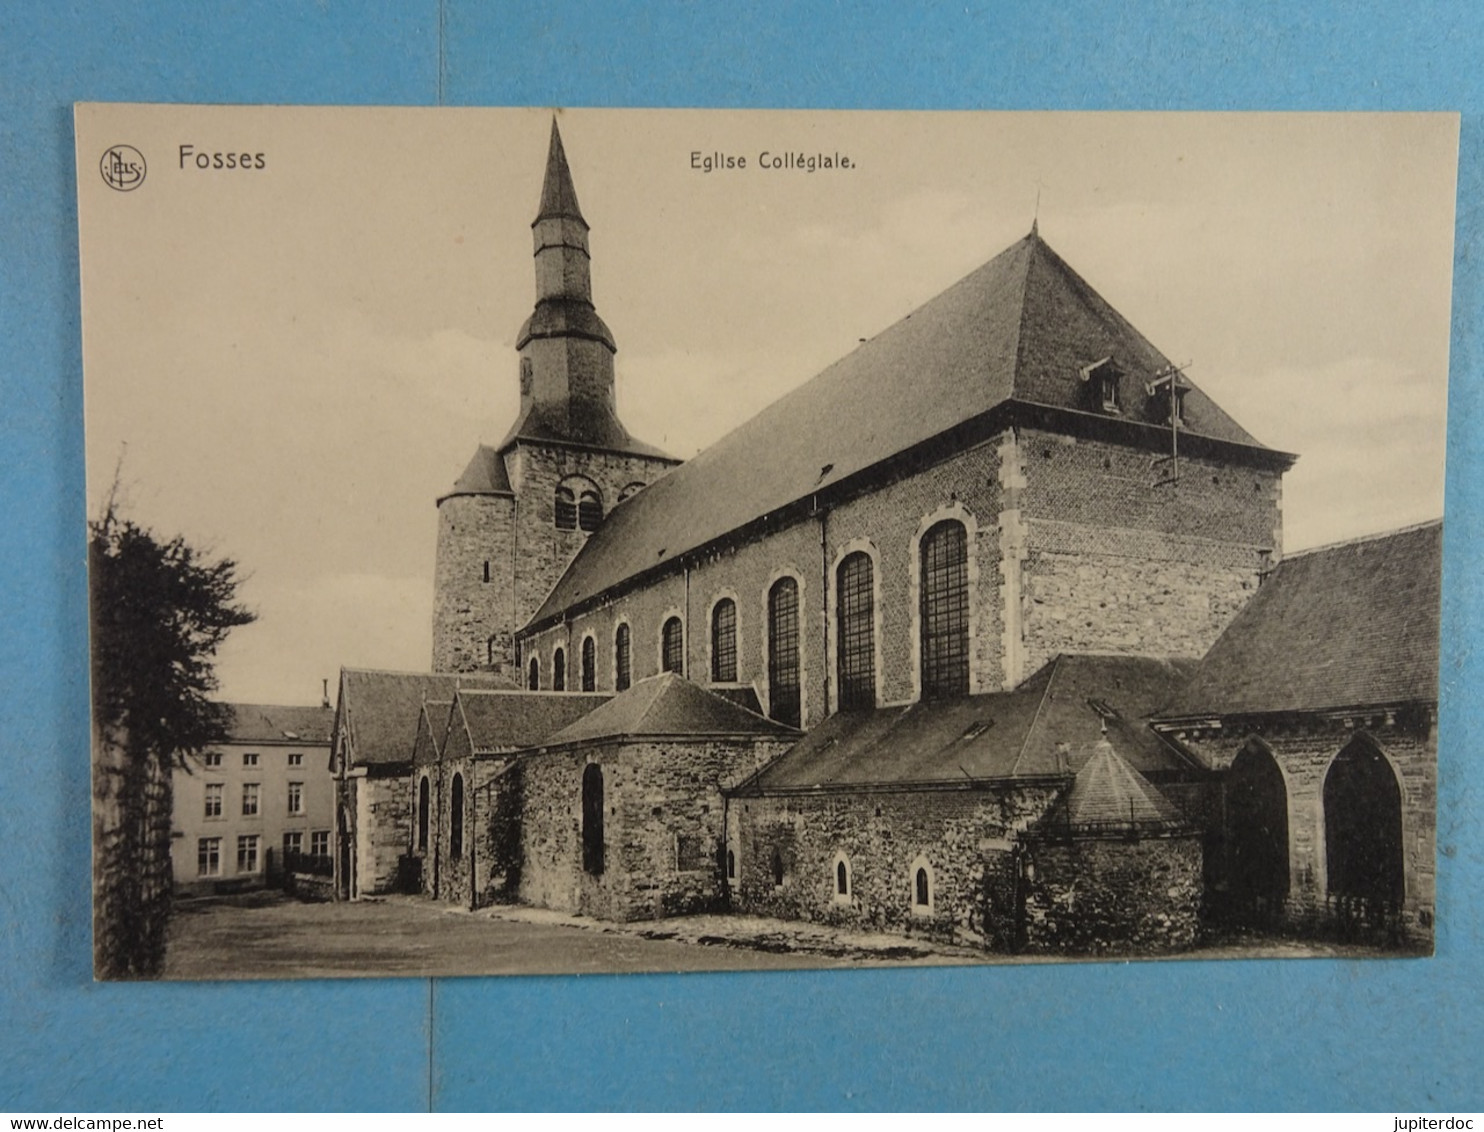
730, 785, 1061, 948
515, 736, 792, 921
1021, 834, 1203, 953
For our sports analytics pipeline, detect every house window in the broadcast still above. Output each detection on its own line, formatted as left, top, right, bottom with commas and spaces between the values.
553, 647, 566, 692
283, 831, 303, 858
768, 577, 801, 728
920, 520, 970, 699
662, 617, 684, 675
614, 624, 631, 692
288, 753, 303, 767
450, 773, 465, 858
237, 835, 260, 874
581, 635, 596, 692
287, 781, 304, 815
310, 830, 330, 858
241, 783, 260, 816
242, 752, 259, 767
528, 656, 540, 691
417, 776, 430, 852
197, 837, 221, 877
582, 764, 605, 875
911, 856, 934, 913
555, 485, 578, 530
204, 783, 223, 819
578, 489, 603, 532
203, 752, 222, 768
711, 598, 737, 683
836, 552, 876, 711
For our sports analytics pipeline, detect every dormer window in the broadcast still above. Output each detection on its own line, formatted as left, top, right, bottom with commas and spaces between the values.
1145, 368, 1190, 428
1079, 357, 1124, 415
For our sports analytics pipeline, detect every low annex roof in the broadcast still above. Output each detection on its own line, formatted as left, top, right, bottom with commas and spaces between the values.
439, 445, 514, 502
539, 672, 794, 748
530, 231, 1283, 629
454, 688, 611, 754
737, 654, 1198, 793
221, 703, 335, 745
336, 668, 508, 768
1160, 520, 1442, 718
1056, 738, 1187, 831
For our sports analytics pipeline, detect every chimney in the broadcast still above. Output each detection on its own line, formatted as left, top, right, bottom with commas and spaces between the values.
321, 678, 331, 710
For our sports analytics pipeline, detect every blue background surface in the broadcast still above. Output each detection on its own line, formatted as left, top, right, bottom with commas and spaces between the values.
3, 0, 1482, 1111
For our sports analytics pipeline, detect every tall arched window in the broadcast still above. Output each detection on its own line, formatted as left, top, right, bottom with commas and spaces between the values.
553, 647, 566, 692
768, 577, 801, 728
555, 485, 577, 530
711, 598, 737, 683
920, 520, 970, 699
836, 552, 876, 711
662, 617, 684, 675
614, 624, 631, 692
449, 773, 465, 858
527, 656, 540, 691
581, 635, 596, 692
417, 776, 430, 852
577, 488, 603, 532
581, 763, 604, 875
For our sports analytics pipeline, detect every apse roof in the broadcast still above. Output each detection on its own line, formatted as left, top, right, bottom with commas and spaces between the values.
540, 672, 794, 748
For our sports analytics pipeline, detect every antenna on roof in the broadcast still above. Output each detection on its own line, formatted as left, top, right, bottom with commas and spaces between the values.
1147, 362, 1192, 489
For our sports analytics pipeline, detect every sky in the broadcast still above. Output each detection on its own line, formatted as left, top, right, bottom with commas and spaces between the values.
75, 106, 1458, 706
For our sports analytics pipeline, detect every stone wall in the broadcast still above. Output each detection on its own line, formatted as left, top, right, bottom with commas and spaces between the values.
515, 737, 792, 921
354, 768, 413, 897
1175, 712, 1436, 945
730, 785, 1062, 948
1020, 833, 1203, 954
433, 493, 518, 675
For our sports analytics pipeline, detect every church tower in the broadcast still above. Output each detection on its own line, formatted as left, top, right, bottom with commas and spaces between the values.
432, 120, 678, 677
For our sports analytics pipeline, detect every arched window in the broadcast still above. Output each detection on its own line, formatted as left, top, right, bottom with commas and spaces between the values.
911, 857, 933, 912
920, 520, 970, 699
768, 577, 801, 728
836, 552, 876, 711
416, 776, 430, 853
449, 773, 465, 859
617, 481, 646, 504
555, 485, 577, 530
578, 488, 603, 532
833, 853, 851, 902
527, 656, 540, 691
581, 635, 596, 692
726, 847, 737, 881
770, 847, 785, 888
711, 598, 737, 683
486, 635, 498, 669
553, 647, 566, 692
662, 617, 684, 675
581, 764, 604, 875
614, 623, 631, 692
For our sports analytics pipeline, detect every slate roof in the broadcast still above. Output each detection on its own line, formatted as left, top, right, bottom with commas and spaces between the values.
1160, 520, 1442, 718
411, 700, 452, 767
221, 703, 335, 745
439, 445, 514, 501
336, 669, 508, 768
531, 231, 1282, 628
540, 672, 794, 748
739, 653, 1198, 793
537, 118, 584, 224
1055, 737, 1187, 832
454, 688, 611, 753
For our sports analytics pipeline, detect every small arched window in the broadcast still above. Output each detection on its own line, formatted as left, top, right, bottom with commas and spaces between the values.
711, 598, 737, 683
486, 635, 498, 669
578, 489, 603, 532
726, 847, 737, 881
834, 854, 852, 901
555, 486, 577, 530
416, 776, 430, 853
449, 773, 465, 858
911, 856, 934, 913
581, 635, 596, 692
614, 624, 631, 692
836, 551, 876, 711
662, 617, 684, 676
527, 656, 540, 691
617, 482, 646, 504
582, 763, 605, 875
771, 847, 785, 888
553, 647, 566, 692
920, 520, 970, 699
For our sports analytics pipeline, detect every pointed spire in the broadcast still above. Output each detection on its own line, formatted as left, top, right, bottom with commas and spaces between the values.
537, 117, 585, 224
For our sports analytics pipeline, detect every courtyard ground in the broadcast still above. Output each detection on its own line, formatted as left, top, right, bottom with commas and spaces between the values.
162, 890, 1405, 981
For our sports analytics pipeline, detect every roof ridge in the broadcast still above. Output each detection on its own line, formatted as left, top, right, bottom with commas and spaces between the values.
1009, 654, 1061, 777
1286, 517, 1442, 559
1007, 232, 1038, 405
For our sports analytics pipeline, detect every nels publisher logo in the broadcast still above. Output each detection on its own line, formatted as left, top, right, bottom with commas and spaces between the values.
100, 144, 146, 191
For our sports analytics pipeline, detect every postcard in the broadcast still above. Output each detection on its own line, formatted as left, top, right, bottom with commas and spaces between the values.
76, 104, 1455, 979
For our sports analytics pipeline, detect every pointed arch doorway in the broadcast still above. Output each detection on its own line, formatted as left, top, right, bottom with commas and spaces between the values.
1222, 741, 1290, 924
1323, 736, 1404, 928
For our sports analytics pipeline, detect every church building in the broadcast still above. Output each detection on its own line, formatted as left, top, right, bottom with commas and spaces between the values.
331, 120, 1436, 954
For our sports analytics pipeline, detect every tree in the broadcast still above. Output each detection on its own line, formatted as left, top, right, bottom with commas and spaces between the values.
90, 501, 254, 978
